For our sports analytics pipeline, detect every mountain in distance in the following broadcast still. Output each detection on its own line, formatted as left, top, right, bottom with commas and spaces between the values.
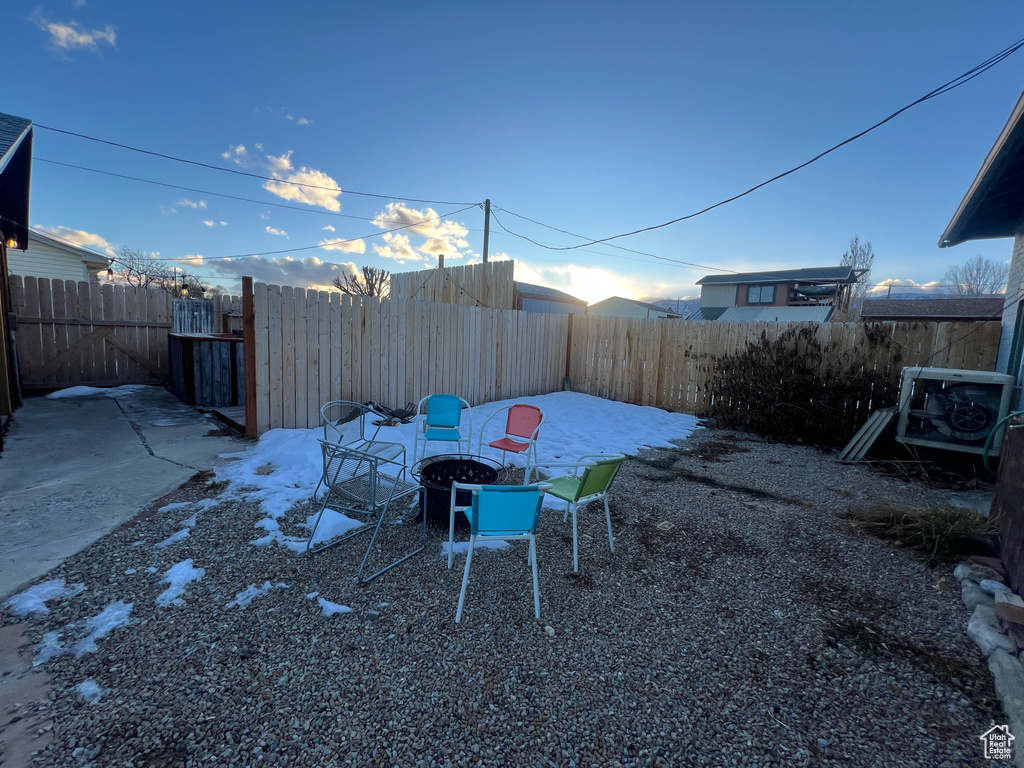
644, 297, 701, 316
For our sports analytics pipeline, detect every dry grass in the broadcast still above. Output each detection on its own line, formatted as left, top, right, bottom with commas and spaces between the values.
842, 503, 994, 566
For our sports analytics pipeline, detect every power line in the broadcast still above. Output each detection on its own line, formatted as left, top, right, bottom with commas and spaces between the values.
33, 123, 478, 207
501, 36, 1024, 252
35, 157, 488, 232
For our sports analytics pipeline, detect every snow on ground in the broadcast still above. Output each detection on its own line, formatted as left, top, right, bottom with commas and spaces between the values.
4, 578, 86, 616
214, 392, 700, 543
45, 384, 155, 400
154, 510, 203, 549
225, 581, 287, 609
156, 560, 205, 607
317, 597, 352, 617
76, 679, 108, 705
34, 601, 134, 665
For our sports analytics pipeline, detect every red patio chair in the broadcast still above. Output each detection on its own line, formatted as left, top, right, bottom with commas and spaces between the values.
477, 404, 544, 473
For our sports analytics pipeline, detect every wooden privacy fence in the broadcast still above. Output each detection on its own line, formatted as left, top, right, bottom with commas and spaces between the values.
566, 315, 1003, 413
244, 280, 568, 434
10, 275, 240, 390
388, 260, 515, 309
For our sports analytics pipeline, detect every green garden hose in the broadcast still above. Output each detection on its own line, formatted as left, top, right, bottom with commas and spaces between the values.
983, 410, 1024, 473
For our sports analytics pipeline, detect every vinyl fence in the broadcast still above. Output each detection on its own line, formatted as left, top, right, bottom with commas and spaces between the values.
245, 280, 567, 433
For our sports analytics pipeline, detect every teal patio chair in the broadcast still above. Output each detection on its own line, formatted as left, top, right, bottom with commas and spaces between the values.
527, 454, 625, 572
450, 481, 551, 623
413, 394, 472, 462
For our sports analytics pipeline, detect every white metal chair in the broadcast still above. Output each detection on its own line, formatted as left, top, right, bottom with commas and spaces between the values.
413, 394, 472, 462
315, 401, 405, 498
527, 454, 625, 572
309, 440, 424, 583
450, 481, 551, 623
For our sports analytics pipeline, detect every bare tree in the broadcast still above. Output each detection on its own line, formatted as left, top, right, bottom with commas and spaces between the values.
943, 255, 1009, 296
111, 247, 211, 298
840, 236, 875, 300
332, 266, 390, 298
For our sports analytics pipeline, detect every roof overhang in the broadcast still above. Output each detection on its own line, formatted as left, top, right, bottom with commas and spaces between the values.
940, 89, 1024, 247
0, 122, 32, 251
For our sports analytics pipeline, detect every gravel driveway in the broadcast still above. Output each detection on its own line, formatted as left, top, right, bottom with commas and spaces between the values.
3, 425, 999, 767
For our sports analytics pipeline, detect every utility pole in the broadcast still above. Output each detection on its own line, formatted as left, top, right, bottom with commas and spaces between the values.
482, 199, 491, 263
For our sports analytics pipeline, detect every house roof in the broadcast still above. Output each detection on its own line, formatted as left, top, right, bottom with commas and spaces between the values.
0, 112, 32, 250
28, 231, 112, 268
940, 89, 1024, 247
718, 306, 835, 323
696, 266, 857, 286
860, 297, 1004, 321
514, 281, 587, 305
688, 306, 728, 322
588, 296, 683, 317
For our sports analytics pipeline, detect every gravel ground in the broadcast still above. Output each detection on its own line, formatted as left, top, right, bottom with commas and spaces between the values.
3, 424, 1001, 768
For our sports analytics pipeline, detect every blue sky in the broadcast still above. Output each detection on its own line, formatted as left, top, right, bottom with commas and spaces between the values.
8, 1, 1024, 302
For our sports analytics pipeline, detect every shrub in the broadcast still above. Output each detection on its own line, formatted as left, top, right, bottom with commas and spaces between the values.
842, 503, 994, 565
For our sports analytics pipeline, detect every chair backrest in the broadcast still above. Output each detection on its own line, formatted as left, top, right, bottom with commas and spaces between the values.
505, 404, 543, 440
319, 438, 377, 486
425, 394, 464, 428
575, 455, 625, 501
470, 484, 546, 537
322, 401, 368, 444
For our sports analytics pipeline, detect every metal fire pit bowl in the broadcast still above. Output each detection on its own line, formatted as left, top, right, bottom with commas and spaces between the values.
411, 454, 508, 526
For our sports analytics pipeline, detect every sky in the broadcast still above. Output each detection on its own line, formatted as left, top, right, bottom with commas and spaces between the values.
7, 1, 1024, 303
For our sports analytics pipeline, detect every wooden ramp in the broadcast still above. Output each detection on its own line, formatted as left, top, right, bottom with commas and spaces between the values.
212, 406, 246, 433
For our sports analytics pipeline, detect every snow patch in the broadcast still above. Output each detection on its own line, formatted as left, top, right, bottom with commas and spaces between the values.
34, 601, 133, 665
4, 579, 86, 616
225, 581, 287, 608
156, 560, 205, 607
76, 679, 108, 704
317, 598, 352, 617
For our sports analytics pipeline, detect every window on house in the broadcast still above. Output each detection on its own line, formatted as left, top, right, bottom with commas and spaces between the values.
747, 285, 774, 304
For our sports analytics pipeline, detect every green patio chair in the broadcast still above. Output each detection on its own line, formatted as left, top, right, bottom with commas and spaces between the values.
527, 454, 625, 572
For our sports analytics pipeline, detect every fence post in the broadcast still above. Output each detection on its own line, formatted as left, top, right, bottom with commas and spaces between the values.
242, 277, 257, 439
563, 313, 573, 390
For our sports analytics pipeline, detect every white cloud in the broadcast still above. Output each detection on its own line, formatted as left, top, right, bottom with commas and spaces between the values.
202, 220, 227, 227
205, 255, 358, 291
371, 203, 471, 260
296, 118, 312, 125
179, 255, 204, 268
372, 232, 424, 265
260, 211, 271, 220
177, 199, 207, 209
319, 238, 365, 254
322, 225, 335, 232
34, 16, 116, 51
262, 151, 342, 212
265, 226, 288, 238
221, 144, 248, 166
36, 225, 116, 257
867, 278, 946, 296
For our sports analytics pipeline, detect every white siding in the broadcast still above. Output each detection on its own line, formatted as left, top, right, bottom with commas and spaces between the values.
996, 233, 1024, 375
699, 284, 736, 308
8, 240, 89, 282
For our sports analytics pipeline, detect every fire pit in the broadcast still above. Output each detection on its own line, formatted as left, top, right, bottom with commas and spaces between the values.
411, 454, 508, 526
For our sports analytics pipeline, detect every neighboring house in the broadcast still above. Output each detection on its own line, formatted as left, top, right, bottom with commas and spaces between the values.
691, 266, 864, 322
0, 112, 33, 440
940, 88, 1024, 404
587, 296, 683, 319
860, 297, 1004, 323
7, 231, 111, 283
514, 281, 587, 314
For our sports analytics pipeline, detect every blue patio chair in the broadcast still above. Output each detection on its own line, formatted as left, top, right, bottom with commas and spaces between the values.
413, 394, 472, 462
450, 481, 551, 623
